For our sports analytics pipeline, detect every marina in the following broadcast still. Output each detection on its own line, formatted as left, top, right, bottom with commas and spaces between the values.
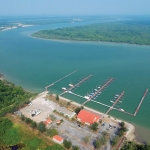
105, 91, 125, 115
51, 73, 149, 118
45, 70, 78, 91
1, 16, 150, 142
59, 74, 93, 96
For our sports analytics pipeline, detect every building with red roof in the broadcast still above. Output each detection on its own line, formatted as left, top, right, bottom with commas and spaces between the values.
43, 118, 52, 126
77, 109, 100, 125
53, 135, 63, 144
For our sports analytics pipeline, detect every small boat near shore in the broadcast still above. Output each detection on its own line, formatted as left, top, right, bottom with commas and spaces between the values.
110, 100, 114, 103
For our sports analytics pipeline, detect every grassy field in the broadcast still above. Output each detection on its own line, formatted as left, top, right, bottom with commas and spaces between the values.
6, 114, 53, 150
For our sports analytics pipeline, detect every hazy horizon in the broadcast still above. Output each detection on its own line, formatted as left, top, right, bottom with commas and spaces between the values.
0, 0, 150, 16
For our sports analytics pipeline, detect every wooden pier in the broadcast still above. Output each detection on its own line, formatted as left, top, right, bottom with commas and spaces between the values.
89, 78, 114, 100
59, 74, 92, 96
82, 78, 114, 105
134, 89, 148, 116
45, 70, 77, 91
105, 91, 124, 115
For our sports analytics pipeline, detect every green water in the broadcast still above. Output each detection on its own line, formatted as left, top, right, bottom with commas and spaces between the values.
0, 19, 150, 142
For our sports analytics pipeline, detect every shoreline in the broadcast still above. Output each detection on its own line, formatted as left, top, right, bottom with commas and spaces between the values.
57, 94, 135, 141
30, 34, 150, 47
0, 73, 4, 81
1, 75, 148, 143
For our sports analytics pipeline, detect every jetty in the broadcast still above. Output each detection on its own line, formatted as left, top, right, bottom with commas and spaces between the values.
134, 89, 148, 116
82, 78, 114, 105
45, 70, 77, 91
105, 91, 124, 115
59, 74, 92, 96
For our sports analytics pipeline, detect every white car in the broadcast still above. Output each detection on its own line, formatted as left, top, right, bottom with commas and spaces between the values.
28, 102, 32, 106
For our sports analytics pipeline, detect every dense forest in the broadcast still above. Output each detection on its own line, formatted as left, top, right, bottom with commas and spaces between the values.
0, 80, 65, 149
32, 21, 150, 45
121, 141, 150, 150
0, 80, 37, 116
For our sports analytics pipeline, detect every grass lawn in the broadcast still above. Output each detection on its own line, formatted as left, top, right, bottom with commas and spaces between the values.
6, 114, 53, 150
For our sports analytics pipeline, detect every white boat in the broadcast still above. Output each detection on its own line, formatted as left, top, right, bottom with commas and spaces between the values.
115, 94, 119, 97
98, 86, 101, 88
69, 84, 74, 87
120, 109, 124, 112
62, 87, 66, 90
84, 96, 89, 99
110, 100, 114, 103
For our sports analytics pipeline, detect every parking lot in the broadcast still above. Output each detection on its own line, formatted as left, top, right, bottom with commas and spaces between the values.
20, 92, 59, 123
50, 112, 119, 150
20, 92, 120, 150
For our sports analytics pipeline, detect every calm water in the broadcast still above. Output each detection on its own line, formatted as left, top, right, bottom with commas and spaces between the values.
0, 17, 150, 142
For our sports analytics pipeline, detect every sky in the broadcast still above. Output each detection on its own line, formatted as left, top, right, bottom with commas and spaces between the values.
0, 0, 150, 16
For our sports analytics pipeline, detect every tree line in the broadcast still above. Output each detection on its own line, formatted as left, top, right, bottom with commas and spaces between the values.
0, 80, 37, 117
32, 21, 150, 45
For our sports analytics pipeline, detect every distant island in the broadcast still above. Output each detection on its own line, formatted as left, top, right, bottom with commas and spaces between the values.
32, 21, 150, 45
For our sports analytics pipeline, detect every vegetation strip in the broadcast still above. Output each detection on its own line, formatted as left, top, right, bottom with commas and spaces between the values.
32, 21, 150, 45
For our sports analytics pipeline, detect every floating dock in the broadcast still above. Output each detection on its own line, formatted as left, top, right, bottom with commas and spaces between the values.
134, 89, 148, 116
105, 91, 124, 115
82, 78, 114, 105
89, 78, 114, 100
59, 74, 92, 96
45, 70, 77, 91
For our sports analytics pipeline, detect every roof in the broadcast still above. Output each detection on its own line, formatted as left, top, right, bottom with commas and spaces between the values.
77, 110, 100, 124
43, 118, 52, 126
53, 135, 63, 142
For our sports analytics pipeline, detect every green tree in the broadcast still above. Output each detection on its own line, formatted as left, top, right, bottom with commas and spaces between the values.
75, 107, 81, 114
46, 128, 58, 137
74, 106, 84, 115
67, 101, 71, 106
121, 141, 137, 150
94, 139, 101, 149
25, 118, 32, 124
63, 139, 72, 149
0, 80, 36, 117
118, 129, 124, 137
72, 145, 79, 150
120, 122, 125, 127
83, 136, 90, 143
31, 121, 37, 129
21, 114, 26, 121
90, 122, 99, 131
111, 135, 119, 146
37, 122, 46, 133
56, 95, 59, 101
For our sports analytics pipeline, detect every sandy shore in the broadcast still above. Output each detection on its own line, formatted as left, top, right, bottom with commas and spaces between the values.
54, 94, 135, 141
0, 75, 4, 81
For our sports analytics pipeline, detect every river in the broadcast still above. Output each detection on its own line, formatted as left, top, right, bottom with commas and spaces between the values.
0, 16, 150, 142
